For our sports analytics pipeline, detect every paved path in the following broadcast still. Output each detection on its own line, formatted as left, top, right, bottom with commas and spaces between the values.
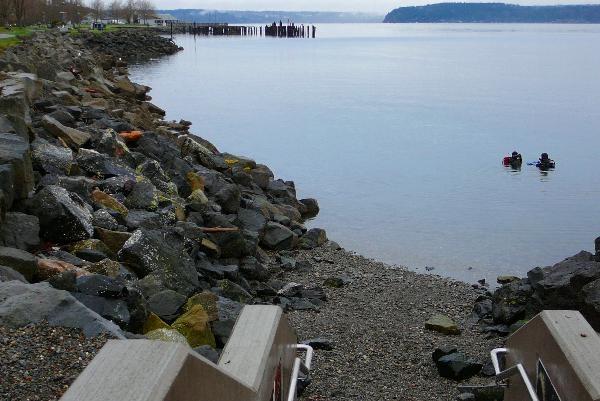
0, 34, 13, 39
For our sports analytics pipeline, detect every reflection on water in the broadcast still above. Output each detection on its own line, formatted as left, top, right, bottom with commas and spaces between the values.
131, 23, 600, 284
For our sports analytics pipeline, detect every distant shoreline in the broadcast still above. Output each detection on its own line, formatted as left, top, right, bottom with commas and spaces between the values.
384, 3, 600, 24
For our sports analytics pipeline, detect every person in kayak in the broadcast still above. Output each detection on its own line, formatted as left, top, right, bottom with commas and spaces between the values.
536, 153, 555, 170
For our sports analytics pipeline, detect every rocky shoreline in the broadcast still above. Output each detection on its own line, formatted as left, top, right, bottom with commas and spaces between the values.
1, 29, 599, 401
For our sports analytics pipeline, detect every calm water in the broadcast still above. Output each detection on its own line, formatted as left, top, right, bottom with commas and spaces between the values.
130, 23, 600, 283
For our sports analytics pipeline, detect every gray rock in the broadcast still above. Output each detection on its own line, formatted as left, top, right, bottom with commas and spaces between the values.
41, 114, 91, 148
472, 299, 493, 320
124, 210, 161, 230
435, 353, 482, 381
215, 279, 252, 303
214, 184, 241, 214
0, 281, 123, 338
261, 222, 297, 251
76, 148, 134, 178
298, 228, 328, 250
425, 314, 461, 335
300, 286, 327, 301
0, 164, 15, 212
212, 319, 235, 347
92, 209, 119, 231
236, 208, 267, 233
147, 289, 186, 321
582, 278, 600, 329
30, 185, 94, 244
193, 345, 220, 364
249, 165, 273, 189
75, 274, 127, 298
0, 247, 38, 282
72, 292, 131, 328
239, 256, 269, 281
31, 137, 73, 174
491, 280, 533, 325
118, 229, 199, 296
199, 264, 239, 281
299, 198, 320, 218
44, 175, 97, 201
0, 212, 40, 251
432, 345, 458, 362
0, 265, 28, 283
125, 180, 159, 211
48, 270, 77, 291
457, 393, 475, 401
217, 296, 243, 321
0, 132, 34, 201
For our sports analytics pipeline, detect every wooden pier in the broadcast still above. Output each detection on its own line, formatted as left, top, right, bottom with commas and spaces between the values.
175, 22, 316, 38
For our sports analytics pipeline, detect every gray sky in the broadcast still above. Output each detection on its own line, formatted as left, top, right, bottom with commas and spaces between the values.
153, 0, 599, 13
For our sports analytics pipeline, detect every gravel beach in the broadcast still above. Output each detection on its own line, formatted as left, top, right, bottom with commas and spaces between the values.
282, 247, 502, 401
0, 323, 108, 401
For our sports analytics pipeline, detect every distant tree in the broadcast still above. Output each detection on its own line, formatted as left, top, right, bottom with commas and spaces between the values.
0, 0, 11, 25
12, 0, 26, 26
67, 0, 86, 24
136, 0, 154, 24
109, 0, 122, 22
124, 0, 135, 23
90, 0, 104, 21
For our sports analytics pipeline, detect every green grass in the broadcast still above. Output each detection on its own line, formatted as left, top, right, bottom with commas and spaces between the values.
0, 26, 45, 52
69, 23, 154, 36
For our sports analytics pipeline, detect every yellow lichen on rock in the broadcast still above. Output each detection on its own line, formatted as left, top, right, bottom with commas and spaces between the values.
91, 188, 128, 216
143, 312, 171, 334
145, 328, 189, 345
184, 291, 219, 322
172, 304, 216, 348
186, 171, 205, 192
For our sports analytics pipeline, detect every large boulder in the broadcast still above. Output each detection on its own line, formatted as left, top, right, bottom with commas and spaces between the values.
118, 229, 199, 296
436, 353, 482, 381
148, 289, 187, 321
0, 266, 28, 283
0, 281, 123, 338
261, 222, 297, 251
31, 137, 74, 175
72, 293, 131, 329
30, 185, 94, 244
214, 184, 241, 214
41, 115, 91, 149
0, 212, 40, 251
298, 228, 328, 250
0, 247, 38, 282
235, 208, 267, 234
530, 252, 600, 310
172, 304, 216, 348
582, 279, 600, 330
0, 132, 34, 202
125, 180, 159, 211
76, 148, 134, 178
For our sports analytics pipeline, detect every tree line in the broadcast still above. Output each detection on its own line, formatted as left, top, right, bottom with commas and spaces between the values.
0, 0, 156, 26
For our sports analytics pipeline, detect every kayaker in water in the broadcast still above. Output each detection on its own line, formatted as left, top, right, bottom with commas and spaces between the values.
536, 153, 555, 170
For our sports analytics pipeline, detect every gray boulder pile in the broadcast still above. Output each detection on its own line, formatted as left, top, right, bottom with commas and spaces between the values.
0, 29, 329, 354
470, 239, 600, 333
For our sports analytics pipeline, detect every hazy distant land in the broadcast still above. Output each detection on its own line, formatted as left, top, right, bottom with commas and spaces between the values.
384, 3, 600, 23
158, 9, 383, 24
